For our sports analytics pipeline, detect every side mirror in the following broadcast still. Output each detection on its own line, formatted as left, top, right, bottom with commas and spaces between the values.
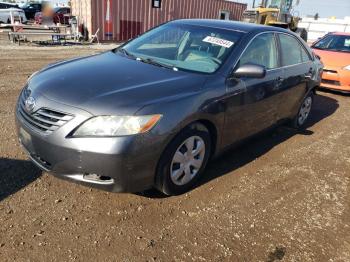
232, 63, 266, 79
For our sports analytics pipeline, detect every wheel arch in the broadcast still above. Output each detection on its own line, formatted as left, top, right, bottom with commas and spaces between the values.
194, 119, 218, 158
154, 118, 218, 194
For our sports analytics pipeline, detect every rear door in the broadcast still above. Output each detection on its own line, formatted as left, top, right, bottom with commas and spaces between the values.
222, 32, 284, 147
276, 33, 315, 120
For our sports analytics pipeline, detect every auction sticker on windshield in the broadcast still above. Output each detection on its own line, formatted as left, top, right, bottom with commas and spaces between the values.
203, 36, 234, 48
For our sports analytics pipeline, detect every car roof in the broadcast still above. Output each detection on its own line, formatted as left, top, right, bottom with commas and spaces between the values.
171, 19, 290, 34
0, 7, 22, 11
0, 1, 17, 5
330, 32, 350, 36
24, 3, 41, 6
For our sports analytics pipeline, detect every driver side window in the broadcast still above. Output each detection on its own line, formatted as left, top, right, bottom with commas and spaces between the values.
240, 33, 278, 70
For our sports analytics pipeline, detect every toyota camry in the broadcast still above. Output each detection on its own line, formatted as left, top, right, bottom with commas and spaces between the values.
16, 20, 322, 195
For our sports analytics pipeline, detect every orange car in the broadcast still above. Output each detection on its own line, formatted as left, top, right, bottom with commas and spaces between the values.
312, 32, 350, 93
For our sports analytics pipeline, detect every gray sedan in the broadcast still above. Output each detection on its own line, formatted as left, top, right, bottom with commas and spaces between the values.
16, 19, 322, 195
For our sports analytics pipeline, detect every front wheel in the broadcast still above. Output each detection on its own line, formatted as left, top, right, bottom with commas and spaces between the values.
155, 123, 211, 195
292, 92, 314, 128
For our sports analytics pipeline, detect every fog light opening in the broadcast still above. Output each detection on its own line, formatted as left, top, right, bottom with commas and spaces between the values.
83, 173, 113, 182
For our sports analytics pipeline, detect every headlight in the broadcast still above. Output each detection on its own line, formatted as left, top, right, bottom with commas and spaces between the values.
72, 115, 162, 137
344, 65, 350, 71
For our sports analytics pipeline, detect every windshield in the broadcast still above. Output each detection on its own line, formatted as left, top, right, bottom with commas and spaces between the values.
119, 23, 243, 74
266, 0, 282, 8
313, 34, 350, 53
263, 0, 292, 12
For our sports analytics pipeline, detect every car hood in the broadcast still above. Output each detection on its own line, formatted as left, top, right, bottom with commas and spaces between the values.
313, 48, 350, 68
28, 51, 207, 115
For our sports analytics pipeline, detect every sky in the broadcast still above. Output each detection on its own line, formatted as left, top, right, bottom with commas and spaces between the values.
236, 0, 350, 18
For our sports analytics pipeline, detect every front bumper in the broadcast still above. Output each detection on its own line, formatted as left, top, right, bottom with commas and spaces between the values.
321, 67, 350, 92
15, 97, 164, 193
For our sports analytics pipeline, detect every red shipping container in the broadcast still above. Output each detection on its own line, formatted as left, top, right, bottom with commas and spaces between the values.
71, 0, 247, 42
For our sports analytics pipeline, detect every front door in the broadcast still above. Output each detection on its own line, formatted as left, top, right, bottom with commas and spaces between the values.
222, 33, 283, 147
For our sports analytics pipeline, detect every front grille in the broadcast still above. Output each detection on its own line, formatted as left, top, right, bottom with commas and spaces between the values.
18, 88, 74, 134
242, 10, 258, 23
322, 79, 341, 86
243, 10, 258, 17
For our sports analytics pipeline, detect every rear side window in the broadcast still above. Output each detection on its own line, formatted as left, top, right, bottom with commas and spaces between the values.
239, 33, 278, 70
279, 34, 311, 66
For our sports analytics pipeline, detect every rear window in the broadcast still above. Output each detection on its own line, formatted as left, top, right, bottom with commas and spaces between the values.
279, 34, 311, 66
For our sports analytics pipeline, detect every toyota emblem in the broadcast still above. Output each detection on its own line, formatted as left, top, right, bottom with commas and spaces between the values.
24, 96, 36, 113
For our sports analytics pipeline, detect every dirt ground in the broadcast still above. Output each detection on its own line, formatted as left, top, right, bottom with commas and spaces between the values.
0, 34, 350, 262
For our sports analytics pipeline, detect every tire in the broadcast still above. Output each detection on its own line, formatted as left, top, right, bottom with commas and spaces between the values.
155, 123, 211, 195
291, 92, 314, 129
295, 27, 308, 42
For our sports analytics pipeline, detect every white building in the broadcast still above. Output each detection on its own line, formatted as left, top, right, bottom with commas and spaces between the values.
299, 16, 350, 42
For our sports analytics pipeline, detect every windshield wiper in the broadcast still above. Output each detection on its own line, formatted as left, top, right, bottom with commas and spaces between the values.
324, 48, 350, 53
312, 46, 325, 50
117, 48, 137, 59
117, 49, 179, 71
137, 57, 178, 71
333, 49, 350, 53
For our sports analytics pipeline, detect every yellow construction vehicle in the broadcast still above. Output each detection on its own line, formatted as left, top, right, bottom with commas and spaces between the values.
242, 0, 308, 42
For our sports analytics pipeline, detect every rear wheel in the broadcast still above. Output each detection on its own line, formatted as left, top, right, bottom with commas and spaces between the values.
292, 92, 314, 128
155, 123, 211, 195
